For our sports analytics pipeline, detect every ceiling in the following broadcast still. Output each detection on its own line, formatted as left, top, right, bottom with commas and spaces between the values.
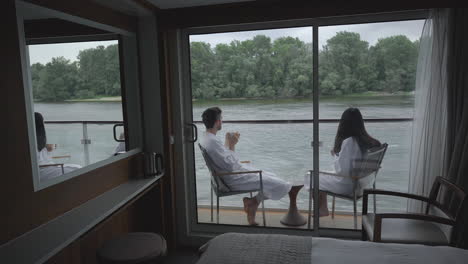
17, 1, 53, 20
147, 0, 254, 9
18, 0, 257, 20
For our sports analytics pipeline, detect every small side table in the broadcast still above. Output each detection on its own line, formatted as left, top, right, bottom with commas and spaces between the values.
97, 232, 167, 264
280, 185, 307, 226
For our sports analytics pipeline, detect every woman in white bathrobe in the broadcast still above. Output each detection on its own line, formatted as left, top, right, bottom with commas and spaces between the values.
200, 107, 293, 225
305, 108, 381, 216
35, 112, 81, 181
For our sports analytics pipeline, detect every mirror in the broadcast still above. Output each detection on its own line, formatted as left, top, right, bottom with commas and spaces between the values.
17, 0, 140, 188
30, 39, 126, 182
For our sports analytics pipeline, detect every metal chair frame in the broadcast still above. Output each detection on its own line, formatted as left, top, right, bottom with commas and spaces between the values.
198, 143, 267, 226
308, 143, 388, 229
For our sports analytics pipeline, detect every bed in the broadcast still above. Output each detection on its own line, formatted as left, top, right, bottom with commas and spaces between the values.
196, 233, 468, 264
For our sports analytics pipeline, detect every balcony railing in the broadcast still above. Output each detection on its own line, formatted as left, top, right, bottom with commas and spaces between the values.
43, 118, 411, 167
193, 117, 413, 215
44, 120, 123, 166
193, 118, 413, 124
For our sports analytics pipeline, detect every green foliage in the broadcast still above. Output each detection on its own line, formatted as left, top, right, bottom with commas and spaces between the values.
31, 33, 420, 101
31, 44, 121, 102
190, 35, 312, 99
369, 35, 419, 92
319, 32, 374, 95
189, 32, 419, 99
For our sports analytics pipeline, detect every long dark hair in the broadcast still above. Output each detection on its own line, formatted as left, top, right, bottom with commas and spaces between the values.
35, 112, 47, 151
333, 108, 380, 154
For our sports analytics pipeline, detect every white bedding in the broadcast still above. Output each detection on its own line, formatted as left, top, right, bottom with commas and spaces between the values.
197, 233, 468, 264
312, 237, 468, 264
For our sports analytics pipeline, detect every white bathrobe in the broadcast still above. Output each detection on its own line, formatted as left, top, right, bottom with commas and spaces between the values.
37, 148, 81, 181
304, 137, 362, 196
200, 132, 292, 200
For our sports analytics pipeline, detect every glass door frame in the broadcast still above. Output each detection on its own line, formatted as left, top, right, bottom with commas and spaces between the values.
172, 10, 428, 246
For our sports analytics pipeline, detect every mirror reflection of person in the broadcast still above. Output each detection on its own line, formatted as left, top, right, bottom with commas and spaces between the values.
35, 112, 81, 181
200, 107, 302, 226
113, 132, 126, 156
305, 107, 381, 216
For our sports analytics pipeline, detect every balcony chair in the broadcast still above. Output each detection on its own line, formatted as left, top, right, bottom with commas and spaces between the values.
308, 143, 388, 229
362, 176, 467, 247
198, 143, 266, 226
39, 163, 65, 174
39, 153, 73, 174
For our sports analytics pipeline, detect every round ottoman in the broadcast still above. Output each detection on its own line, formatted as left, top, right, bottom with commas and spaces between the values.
97, 232, 167, 264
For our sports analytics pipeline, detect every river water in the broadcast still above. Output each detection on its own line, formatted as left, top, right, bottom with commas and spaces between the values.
35, 95, 414, 213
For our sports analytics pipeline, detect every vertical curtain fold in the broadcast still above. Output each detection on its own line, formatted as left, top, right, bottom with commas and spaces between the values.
445, 8, 468, 249
408, 9, 449, 213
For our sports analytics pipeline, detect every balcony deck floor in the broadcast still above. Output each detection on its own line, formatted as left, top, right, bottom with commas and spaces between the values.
197, 207, 362, 229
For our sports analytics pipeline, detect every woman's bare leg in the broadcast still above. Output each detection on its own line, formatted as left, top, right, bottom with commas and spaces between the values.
319, 191, 329, 216
310, 190, 330, 217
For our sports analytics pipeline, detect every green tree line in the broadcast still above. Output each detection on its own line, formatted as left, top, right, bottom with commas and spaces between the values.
191, 32, 419, 99
31, 44, 120, 101
31, 32, 419, 101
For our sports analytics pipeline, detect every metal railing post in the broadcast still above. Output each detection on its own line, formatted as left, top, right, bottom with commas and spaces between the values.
81, 123, 91, 166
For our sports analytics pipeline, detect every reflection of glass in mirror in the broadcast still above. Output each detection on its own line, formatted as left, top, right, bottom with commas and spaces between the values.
35, 112, 81, 181
29, 40, 125, 182
113, 132, 126, 156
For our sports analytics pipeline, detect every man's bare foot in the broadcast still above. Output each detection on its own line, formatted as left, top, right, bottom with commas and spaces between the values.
243, 197, 259, 225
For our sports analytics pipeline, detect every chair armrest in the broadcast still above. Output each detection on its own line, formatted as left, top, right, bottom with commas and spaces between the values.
309, 170, 346, 178
39, 163, 65, 174
362, 189, 431, 215
51, 155, 71, 159
364, 189, 431, 202
372, 213, 455, 242
376, 213, 455, 225
215, 170, 262, 177
215, 170, 264, 194
39, 163, 64, 168
350, 170, 380, 180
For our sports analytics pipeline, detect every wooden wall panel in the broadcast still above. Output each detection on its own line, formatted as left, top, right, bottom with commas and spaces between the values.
45, 183, 162, 264
44, 241, 81, 264
158, 30, 178, 249
2, 0, 143, 245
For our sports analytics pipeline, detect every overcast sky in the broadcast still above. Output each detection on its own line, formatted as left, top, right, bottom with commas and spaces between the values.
28, 40, 118, 65
28, 20, 425, 65
191, 20, 425, 49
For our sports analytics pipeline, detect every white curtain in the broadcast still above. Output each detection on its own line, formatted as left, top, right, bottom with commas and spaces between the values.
408, 9, 449, 212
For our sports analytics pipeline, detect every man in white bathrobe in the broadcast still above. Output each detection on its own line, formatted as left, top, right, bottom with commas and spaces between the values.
200, 107, 294, 225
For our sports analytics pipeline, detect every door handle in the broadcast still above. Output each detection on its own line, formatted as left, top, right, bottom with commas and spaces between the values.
144, 152, 165, 177
187, 123, 198, 143
113, 123, 125, 142
155, 153, 164, 176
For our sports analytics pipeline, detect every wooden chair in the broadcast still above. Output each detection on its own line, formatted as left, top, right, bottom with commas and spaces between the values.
309, 143, 388, 229
198, 143, 266, 226
362, 176, 467, 247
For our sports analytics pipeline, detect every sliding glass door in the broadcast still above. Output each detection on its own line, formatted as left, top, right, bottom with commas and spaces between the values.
175, 11, 426, 239
187, 26, 316, 229
318, 20, 424, 230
